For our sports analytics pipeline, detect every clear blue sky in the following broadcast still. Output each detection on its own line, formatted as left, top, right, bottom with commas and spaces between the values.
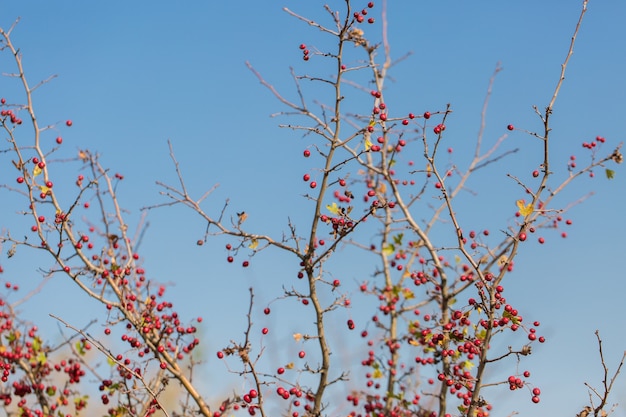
1, 1, 625, 416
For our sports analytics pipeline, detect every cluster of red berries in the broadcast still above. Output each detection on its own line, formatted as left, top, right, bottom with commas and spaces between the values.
582, 135, 605, 149
433, 123, 446, 134
507, 374, 541, 403
299, 44, 310, 61
0, 107, 22, 125
353, 2, 375, 23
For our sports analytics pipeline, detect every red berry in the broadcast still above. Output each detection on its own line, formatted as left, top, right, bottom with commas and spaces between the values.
538, 237, 545, 244
367, 17, 375, 24
66, 120, 73, 127
519, 232, 527, 241
262, 327, 269, 335
56, 136, 63, 144
368, 1, 374, 7
402, 119, 409, 125
303, 173, 310, 181
299, 44, 306, 49
298, 351, 305, 358
303, 149, 311, 157
264, 307, 271, 315
507, 124, 514, 131
532, 170, 539, 177
160, 362, 167, 369
309, 181, 317, 189
277, 367, 285, 374
16, 177, 24, 184
423, 111, 431, 119
242, 261, 249, 267
531, 396, 540, 403
217, 351, 224, 359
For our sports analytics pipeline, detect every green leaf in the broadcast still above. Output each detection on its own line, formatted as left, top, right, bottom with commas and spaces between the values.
606, 168, 615, 179
36, 351, 47, 365
393, 233, 404, 246
76, 341, 86, 355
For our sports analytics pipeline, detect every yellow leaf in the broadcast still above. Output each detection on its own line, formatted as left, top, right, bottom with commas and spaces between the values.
402, 288, 415, 300
293, 333, 302, 342
326, 202, 340, 215
39, 185, 50, 194
382, 244, 395, 257
368, 120, 377, 127
364, 136, 372, 151
33, 165, 42, 177
408, 339, 420, 346
372, 368, 383, 379
516, 199, 533, 216
285, 362, 295, 369
248, 239, 258, 250
461, 360, 475, 370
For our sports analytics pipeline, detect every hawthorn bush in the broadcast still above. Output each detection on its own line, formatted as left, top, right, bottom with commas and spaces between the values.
0, 2, 624, 417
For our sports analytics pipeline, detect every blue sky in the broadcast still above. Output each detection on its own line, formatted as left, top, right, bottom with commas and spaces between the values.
1, 1, 625, 416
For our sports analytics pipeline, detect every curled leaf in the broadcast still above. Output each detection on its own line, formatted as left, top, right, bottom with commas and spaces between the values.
606, 168, 615, 179
248, 239, 258, 250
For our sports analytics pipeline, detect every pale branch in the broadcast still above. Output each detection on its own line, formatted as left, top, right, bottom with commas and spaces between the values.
283, 7, 341, 37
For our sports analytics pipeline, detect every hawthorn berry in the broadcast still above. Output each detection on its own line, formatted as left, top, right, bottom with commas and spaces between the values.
303, 149, 311, 157
423, 111, 431, 119
507, 124, 514, 131
66, 120, 73, 126
217, 351, 224, 359
298, 351, 306, 358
